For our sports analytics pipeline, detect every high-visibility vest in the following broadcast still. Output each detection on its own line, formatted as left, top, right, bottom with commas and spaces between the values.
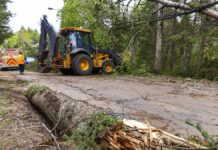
17, 54, 25, 64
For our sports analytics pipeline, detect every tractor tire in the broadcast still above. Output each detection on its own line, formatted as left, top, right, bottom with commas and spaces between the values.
72, 54, 93, 75
102, 61, 115, 75
60, 68, 73, 75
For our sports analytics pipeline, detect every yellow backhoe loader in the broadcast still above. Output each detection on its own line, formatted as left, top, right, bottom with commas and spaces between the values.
38, 15, 122, 75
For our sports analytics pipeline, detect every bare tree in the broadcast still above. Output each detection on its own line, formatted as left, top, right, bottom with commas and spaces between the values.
169, 8, 177, 69
154, 4, 163, 73
196, 17, 208, 73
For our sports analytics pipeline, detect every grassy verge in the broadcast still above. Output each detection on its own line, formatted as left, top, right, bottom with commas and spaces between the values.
186, 119, 218, 149
62, 112, 118, 150
26, 84, 49, 99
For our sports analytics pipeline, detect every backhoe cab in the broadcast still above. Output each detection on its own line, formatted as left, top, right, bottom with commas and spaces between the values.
38, 16, 121, 75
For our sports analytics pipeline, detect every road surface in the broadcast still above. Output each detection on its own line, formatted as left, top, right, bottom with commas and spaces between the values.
2, 71, 218, 137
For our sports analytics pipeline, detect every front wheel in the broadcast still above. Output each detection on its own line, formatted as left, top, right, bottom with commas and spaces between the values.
102, 61, 115, 75
72, 54, 93, 75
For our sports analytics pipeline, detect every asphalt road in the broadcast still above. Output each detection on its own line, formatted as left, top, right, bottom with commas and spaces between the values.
2, 71, 218, 137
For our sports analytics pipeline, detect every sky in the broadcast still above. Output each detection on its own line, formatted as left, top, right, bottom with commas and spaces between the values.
8, 0, 64, 32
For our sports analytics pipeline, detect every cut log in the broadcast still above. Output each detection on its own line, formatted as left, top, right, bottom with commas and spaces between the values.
27, 87, 98, 132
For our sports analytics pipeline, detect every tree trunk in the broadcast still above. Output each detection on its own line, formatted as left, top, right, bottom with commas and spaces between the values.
169, 14, 177, 69
181, 46, 188, 73
180, 15, 190, 74
154, 4, 163, 74
197, 18, 208, 71
197, 36, 206, 71
27, 88, 98, 132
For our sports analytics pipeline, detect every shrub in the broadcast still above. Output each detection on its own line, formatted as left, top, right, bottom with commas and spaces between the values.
186, 119, 218, 148
63, 112, 118, 150
117, 59, 149, 76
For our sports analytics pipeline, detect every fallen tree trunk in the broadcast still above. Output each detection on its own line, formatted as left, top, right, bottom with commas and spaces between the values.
153, 0, 218, 19
26, 85, 207, 149
26, 85, 98, 132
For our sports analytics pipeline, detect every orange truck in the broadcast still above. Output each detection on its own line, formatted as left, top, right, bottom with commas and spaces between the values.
0, 48, 19, 70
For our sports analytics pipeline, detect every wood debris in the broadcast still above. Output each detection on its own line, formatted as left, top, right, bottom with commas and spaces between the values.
97, 119, 207, 150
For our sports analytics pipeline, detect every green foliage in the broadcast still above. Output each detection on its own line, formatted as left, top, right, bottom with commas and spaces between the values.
56, 0, 218, 80
118, 60, 149, 76
25, 61, 38, 72
26, 85, 49, 99
61, 0, 127, 51
186, 119, 218, 148
2, 27, 39, 57
63, 112, 118, 150
117, 53, 149, 76
0, 0, 12, 44
195, 68, 218, 81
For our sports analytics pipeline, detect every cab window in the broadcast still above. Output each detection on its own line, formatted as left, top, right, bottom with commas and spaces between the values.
75, 32, 91, 50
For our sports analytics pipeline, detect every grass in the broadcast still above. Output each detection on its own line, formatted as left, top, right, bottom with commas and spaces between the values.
0, 92, 12, 128
0, 79, 15, 85
0, 140, 9, 150
0, 116, 14, 129
0, 109, 9, 118
0, 92, 11, 118
17, 79, 29, 85
25, 61, 38, 72
186, 119, 218, 148
0, 93, 10, 103
63, 112, 118, 150
26, 85, 49, 99
0, 78, 25, 149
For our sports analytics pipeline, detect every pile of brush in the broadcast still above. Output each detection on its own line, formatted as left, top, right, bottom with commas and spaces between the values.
97, 119, 207, 150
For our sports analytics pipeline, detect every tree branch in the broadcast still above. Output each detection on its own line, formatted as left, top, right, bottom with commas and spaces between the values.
151, 0, 218, 19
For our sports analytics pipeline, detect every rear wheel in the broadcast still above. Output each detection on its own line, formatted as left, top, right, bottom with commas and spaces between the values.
72, 54, 93, 75
102, 61, 115, 75
2, 68, 8, 71
59, 68, 73, 75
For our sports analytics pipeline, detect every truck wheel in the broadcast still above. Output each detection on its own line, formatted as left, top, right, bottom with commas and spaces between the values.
60, 68, 73, 75
102, 61, 115, 75
72, 54, 93, 75
2, 68, 8, 71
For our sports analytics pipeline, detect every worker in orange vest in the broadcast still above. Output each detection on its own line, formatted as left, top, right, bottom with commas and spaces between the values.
17, 51, 25, 74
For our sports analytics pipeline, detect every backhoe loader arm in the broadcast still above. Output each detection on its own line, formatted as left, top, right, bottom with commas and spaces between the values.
38, 15, 57, 62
